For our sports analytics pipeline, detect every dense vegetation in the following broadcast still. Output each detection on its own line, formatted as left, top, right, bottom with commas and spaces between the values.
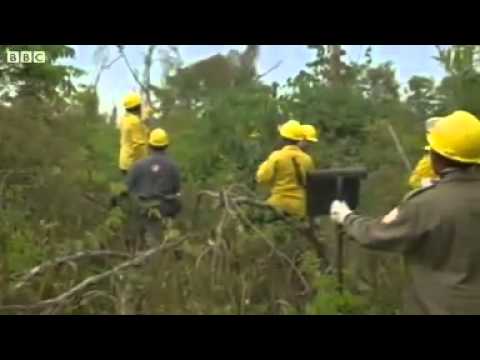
0, 45, 479, 314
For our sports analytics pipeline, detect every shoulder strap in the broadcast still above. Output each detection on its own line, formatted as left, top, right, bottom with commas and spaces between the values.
291, 157, 306, 188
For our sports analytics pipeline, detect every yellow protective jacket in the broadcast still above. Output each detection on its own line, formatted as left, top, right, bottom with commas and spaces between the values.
409, 154, 438, 189
119, 113, 149, 171
256, 145, 314, 218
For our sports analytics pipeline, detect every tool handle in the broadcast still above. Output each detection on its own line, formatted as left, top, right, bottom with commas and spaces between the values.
336, 224, 344, 293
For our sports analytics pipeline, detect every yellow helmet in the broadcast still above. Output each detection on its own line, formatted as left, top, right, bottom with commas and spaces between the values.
278, 120, 304, 141
301, 124, 319, 142
123, 92, 142, 110
149, 128, 169, 147
427, 110, 480, 164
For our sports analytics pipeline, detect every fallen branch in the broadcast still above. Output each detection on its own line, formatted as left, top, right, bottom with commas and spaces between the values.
194, 187, 313, 293
229, 198, 311, 295
1, 237, 187, 313
196, 190, 279, 213
12, 250, 131, 291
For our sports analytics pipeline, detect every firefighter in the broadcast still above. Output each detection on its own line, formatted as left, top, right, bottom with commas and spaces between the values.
409, 117, 441, 189
330, 110, 480, 315
256, 120, 314, 219
118, 92, 149, 175
125, 128, 182, 248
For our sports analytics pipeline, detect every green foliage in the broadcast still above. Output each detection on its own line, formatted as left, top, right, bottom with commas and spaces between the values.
406, 76, 437, 119
172, 85, 280, 187
0, 45, 82, 102
303, 275, 367, 315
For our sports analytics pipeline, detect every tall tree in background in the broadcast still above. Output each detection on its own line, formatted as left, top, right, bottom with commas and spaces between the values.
0, 45, 83, 111
164, 45, 261, 109
434, 45, 480, 116
406, 76, 437, 119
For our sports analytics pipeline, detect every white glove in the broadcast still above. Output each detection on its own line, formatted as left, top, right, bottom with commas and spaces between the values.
420, 178, 433, 188
330, 200, 352, 224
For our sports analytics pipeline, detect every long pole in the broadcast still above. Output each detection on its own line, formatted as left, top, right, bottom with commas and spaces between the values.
386, 122, 412, 173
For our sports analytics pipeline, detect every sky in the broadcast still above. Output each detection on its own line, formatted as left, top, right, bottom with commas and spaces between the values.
67, 45, 446, 113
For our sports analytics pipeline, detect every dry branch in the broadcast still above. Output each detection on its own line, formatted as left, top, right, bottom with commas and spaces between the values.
229, 199, 311, 295
257, 61, 282, 79
12, 250, 131, 291
196, 187, 310, 294
93, 55, 122, 88
116, 45, 160, 112
1, 237, 187, 313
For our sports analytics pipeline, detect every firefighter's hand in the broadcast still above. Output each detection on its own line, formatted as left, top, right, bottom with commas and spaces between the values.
330, 200, 352, 224
421, 178, 433, 188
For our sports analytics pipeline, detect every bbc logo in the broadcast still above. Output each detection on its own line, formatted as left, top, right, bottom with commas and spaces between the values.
6, 49, 47, 64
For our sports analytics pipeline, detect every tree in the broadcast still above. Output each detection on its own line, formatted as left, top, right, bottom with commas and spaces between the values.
0, 45, 83, 107
434, 45, 480, 116
406, 76, 437, 119
362, 62, 400, 105
164, 45, 261, 108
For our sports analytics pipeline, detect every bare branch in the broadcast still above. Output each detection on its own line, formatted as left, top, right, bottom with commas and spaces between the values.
196, 188, 311, 295
142, 45, 157, 107
93, 55, 122, 88
256, 61, 283, 80
12, 250, 131, 291
116, 45, 160, 113
116, 46, 148, 94
195, 190, 283, 215
229, 199, 311, 295
1, 237, 188, 312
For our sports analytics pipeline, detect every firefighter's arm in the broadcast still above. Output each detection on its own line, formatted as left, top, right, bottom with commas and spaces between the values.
172, 166, 181, 194
305, 155, 315, 172
342, 203, 426, 254
125, 163, 140, 193
256, 153, 277, 184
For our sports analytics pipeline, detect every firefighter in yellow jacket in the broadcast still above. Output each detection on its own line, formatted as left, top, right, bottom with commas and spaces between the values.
409, 117, 441, 189
118, 93, 149, 174
256, 120, 314, 218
